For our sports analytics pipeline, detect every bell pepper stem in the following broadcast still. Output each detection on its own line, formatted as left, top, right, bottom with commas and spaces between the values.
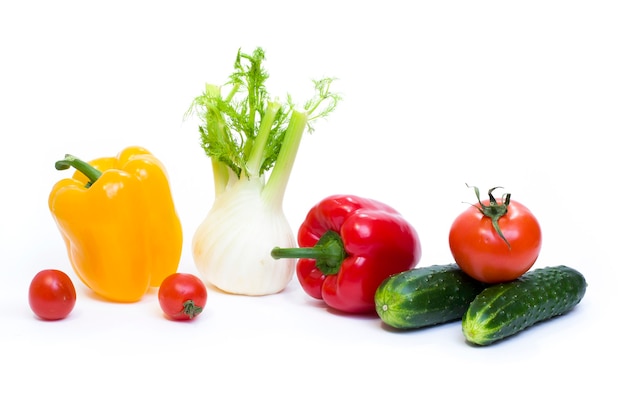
271, 230, 346, 275
55, 154, 102, 188
271, 246, 322, 259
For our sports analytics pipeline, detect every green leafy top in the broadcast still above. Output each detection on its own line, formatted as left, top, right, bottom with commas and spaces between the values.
185, 47, 340, 182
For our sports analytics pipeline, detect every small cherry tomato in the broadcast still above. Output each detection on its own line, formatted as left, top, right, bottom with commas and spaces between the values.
449, 186, 542, 284
29, 269, 77, 320
158, 273, 207, 320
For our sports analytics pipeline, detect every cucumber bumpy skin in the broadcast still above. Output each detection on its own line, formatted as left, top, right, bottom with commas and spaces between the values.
375, 264, 486, 330
462, 265, 587, 346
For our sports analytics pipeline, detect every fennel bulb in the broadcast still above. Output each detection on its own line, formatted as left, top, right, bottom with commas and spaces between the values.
185, 47, 339, 295
192, 175, 296, 295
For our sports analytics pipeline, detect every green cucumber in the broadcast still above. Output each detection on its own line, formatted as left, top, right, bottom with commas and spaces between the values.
462, 265, 587, 346
375, 264, 487, 329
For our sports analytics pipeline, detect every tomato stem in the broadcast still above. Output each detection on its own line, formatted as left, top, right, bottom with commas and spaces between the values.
182, 300, 203, 319
468, 184, 511, 249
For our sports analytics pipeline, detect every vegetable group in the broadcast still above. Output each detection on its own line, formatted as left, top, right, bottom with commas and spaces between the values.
272, 194, 421, 314
449, 186, 542, 283
462, 266, 587, 345
372, 186, 586, 346
29, 269, 76, 320
158, 273, 208, 321
34, 46, 585, 347
49, 146, 183, 302
185, 47, 340, 296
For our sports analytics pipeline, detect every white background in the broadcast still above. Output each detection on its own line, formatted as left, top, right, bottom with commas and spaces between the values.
1, 1, 624, 415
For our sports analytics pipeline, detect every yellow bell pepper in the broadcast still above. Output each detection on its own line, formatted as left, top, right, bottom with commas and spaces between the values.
48, 146, 183, 303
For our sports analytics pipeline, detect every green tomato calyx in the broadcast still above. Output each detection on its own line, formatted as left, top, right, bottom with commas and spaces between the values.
468, 184, 511, 249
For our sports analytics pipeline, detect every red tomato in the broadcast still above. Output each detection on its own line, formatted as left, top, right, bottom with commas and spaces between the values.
158, 273, 207, 320
449, 186, 542, 283
29, 269, 77, 320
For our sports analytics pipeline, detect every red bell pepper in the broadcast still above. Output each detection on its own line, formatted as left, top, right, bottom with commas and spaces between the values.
271, 195, 421, 314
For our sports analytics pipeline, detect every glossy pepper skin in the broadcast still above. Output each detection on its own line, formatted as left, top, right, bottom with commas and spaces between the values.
272, 195, 421, 314
48, 146, 183, 303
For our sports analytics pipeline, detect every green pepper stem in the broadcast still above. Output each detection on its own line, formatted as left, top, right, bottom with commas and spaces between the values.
271, 230, 346, 275
55, 154, 102, 188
